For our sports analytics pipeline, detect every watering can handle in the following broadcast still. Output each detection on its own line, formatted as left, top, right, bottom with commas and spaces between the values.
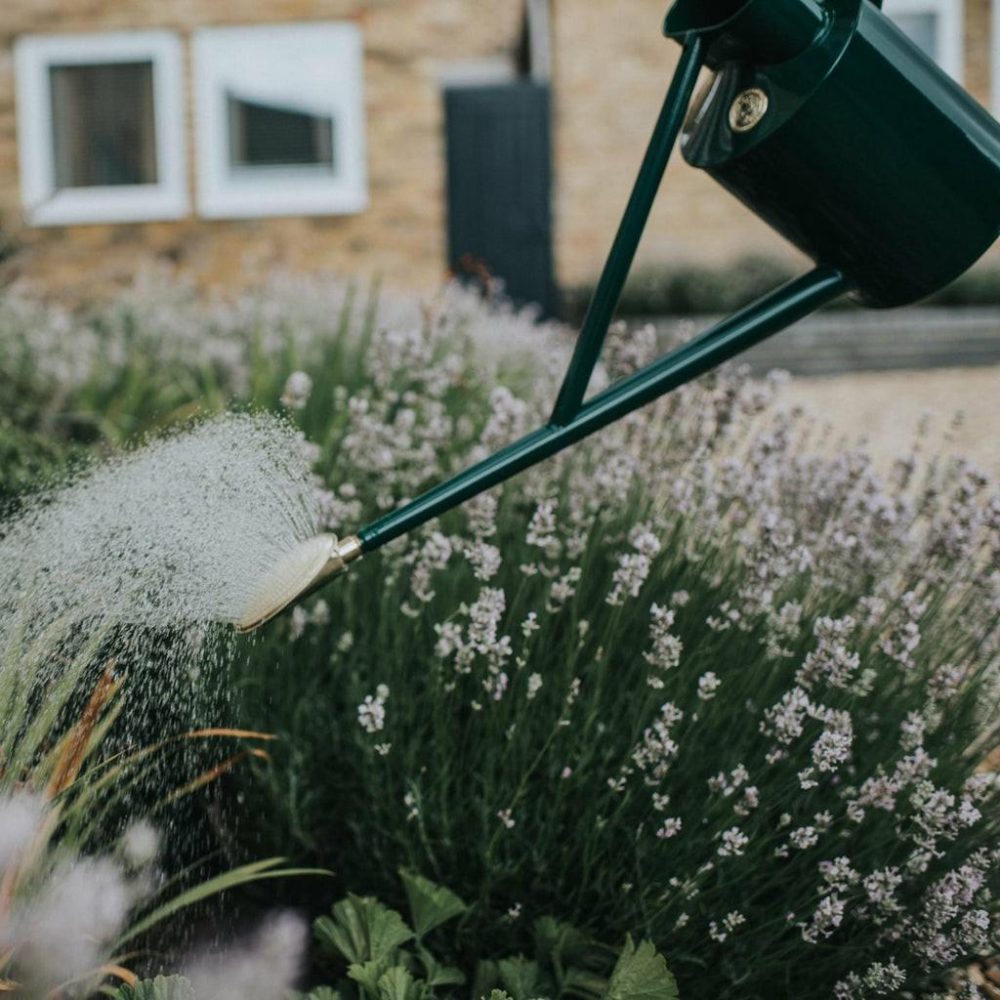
549, 39, 705, 426
332, 37, 854, 560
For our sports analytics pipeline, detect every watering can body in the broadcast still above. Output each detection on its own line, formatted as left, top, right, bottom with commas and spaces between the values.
665, 0, 1000, 308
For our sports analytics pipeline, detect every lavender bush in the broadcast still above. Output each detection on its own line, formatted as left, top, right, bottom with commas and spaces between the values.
1, 276, 998, 998
231, 300, 999, 999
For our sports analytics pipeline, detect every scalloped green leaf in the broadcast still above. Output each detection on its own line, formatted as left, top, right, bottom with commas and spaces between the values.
497, 957, 542, 1000
111, 976, 197, 1000
349, 960, 392, 999
377, 965, 422, 1000
316, 894, 414, 965
399, 868, 467, 938
606, 937, 678, 1000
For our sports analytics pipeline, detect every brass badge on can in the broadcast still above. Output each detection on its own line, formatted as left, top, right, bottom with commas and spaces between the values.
729, 88, 769, 133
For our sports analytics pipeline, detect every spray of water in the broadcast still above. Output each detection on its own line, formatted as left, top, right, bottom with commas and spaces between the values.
0, 414, 327, 845
0, 414, 330, 973
0, 413, 325, 639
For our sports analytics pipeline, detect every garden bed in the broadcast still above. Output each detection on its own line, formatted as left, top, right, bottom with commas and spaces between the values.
1, 275, 998, 1000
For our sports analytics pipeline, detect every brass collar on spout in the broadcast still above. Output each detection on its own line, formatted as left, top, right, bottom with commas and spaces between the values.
235, 533, 363, 633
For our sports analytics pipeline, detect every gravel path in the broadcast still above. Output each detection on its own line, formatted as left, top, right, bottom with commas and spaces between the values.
783, 366, 1000, 477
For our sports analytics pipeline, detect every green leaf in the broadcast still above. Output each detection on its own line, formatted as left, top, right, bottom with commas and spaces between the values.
115, 859, 330, 949
377, 965, 421, 1000
111, 977, 197, 1000
424, 963, 465, 990
605, 938, 678, 1000
482, 992, 514, 1000
287, 990, 341, 1000
316, 905, 364, 966
415, 944, 465, 989
399, 868, 467, 938
534, 916, 592, 970
473, 959, 501, 1000
317, 894, 415, 966
498, 957, 542, 1000
561, 968, 609, 1000
348, 960, 392, 999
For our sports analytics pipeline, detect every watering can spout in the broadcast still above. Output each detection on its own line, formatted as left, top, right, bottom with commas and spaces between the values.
234, 533, 363, 633
664, 0, 828, 65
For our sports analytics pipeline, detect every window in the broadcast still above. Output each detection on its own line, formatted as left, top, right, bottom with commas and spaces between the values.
14, 32, 187, 226
882, 0, 965, 83
227, 96, 335, 170
193, 23, 367, 218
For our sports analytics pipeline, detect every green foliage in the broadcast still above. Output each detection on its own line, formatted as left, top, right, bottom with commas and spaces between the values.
316, 894, 415, 967
606, 939, 678, 1000
111, 976, 198, 1000
400, 868, 468, 938
210, 278, 995, 998
311, 873, 677, 1000
0, 415, 78, 503
116, 858, 331, 950
2, 276, 998, 1000
563, 256, 1000, 318
0, 278, 530, 504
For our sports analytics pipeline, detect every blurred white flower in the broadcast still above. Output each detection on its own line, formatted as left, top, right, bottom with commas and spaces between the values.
280, 371, 313, 410
11, 858, 132, 990
358, 688, 388, 734
185, 911, 307, 1000
0, 793, 45, 872
697, 672, 721, 701
122, 820, 160, 868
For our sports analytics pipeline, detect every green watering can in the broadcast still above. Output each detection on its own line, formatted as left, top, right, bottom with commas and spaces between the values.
236, 0, 1000, 632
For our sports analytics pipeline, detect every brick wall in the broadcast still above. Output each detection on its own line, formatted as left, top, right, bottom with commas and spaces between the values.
0, 0, 524, 297
551, 0, 789, 289
967, 0, 993, 103
0, 0, 996, 299
551, 0, 998, 290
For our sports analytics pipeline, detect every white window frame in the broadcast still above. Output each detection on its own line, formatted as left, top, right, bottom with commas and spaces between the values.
881, 0, 965, 83
192, 23, 368, 219
526, 0, 553, 81
14, 31, 188, 226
